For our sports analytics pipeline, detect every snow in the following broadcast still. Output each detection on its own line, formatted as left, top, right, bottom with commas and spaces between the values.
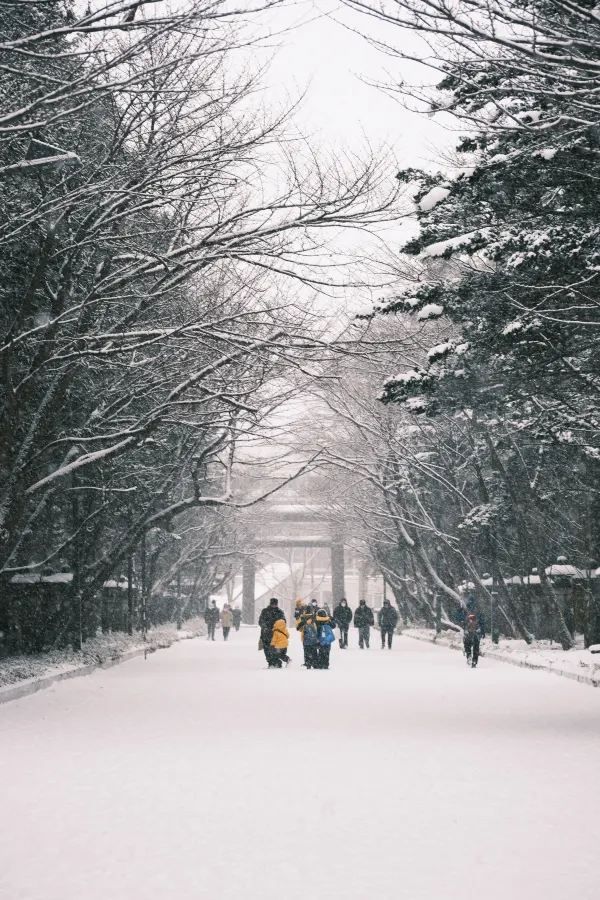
421, 228, 491, 259
502, 320, 523, 336
389, 369, 423, 384
1, 630, 600, 900
427, 340, 452, 359
545, 563, 586, 578
534, 148, 558, 161
515, 109, 542, 124
419, 185, 450, 212
0, 620, 205, 690
407, 627, 600, 686
9, 573, 130, 588
417, 303, 444, 320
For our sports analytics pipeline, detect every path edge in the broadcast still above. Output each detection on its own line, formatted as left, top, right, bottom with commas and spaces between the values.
0, 630, 202, 706
403, 631, 600, 688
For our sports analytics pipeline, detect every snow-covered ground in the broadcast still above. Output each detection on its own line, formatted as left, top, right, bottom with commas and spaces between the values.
0, 618, 205, 691
405, 627, 600, 685
1, 628, 599, 900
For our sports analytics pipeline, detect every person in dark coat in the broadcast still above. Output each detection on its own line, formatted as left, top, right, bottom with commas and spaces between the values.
296, 605, 319, 669
353, 599, 374, 648
459, 594, 486, 667
378, 599, 399, 649
333, 598, 352, 648
232, 607, 242, 631
258, 597, 285, 668
204, 600, 220, 640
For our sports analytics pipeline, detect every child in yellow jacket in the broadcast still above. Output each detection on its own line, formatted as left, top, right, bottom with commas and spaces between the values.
270, 618, 291, 668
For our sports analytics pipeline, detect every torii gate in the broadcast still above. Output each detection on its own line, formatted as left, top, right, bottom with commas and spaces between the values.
241, 501, 345, 624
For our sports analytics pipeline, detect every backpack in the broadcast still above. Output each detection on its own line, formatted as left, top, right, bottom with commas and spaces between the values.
303, 621, 318, 646
465, 613, 478, 634
319, 623, 335, 647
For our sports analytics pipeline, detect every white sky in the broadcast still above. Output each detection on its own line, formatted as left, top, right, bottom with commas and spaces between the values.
256, 0, 455, 167
241, 0, 459, 315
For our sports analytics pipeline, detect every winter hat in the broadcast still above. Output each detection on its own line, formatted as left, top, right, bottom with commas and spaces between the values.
269, 597, 279, 606
317, 608, 327, 617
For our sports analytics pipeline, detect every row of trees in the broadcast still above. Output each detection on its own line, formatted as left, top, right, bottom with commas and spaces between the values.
317, 0, 600, 647
0, 1, 397, 651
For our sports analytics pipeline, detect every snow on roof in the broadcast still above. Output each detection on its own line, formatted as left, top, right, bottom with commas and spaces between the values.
9, 572, 128, 588
545, 564, 586, 579
103, 578, 129, 590
506, 574, 541, 586
9, 572, 73, 585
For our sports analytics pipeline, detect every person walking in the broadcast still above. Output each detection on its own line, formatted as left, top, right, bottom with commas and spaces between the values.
296, 605, 319, 669
353, 599, 374, 649
333, 598, 352, 648
232, 607, 242, 631
221, 603, 233, 640
204, 600, 220, 640
459, 594, 486, 667
258, 597, 285, 668
378, 599, 399, 649
270, 618, 291, 668
315, 607, 336, 669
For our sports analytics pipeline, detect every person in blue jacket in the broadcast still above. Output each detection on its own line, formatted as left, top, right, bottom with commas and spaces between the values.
315, 607, 336, 670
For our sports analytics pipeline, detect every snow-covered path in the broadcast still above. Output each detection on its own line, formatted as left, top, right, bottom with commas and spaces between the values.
1, 630, 599, 900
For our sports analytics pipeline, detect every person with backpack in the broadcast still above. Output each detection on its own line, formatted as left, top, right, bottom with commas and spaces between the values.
232, 607, 242, 631
258, 597, 285, 668
460, 595, 486, 667
353, 599, 374, 649
378, 599, 399, 649
333, 598, 352, 648
296, 606, 319, 669
221, 603, 233, 640
315, 607, 336, 669
204, 600, 220, 640
270, 618, 291, 668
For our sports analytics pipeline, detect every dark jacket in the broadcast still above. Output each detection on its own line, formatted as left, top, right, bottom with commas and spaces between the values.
463, 610, 486, 638
204, 605, 220, 625
296, 608, 316, 643
258, 605, 284, 641
353, 604, 374, 627
232, 608, 242, 626
333, 603, 352, 628
458, 598, 486, 638
378, 603, 399, 630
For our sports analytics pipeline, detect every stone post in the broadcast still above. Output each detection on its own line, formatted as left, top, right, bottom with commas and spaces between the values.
242, 557, 256, 625
331, 537, 345, 605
